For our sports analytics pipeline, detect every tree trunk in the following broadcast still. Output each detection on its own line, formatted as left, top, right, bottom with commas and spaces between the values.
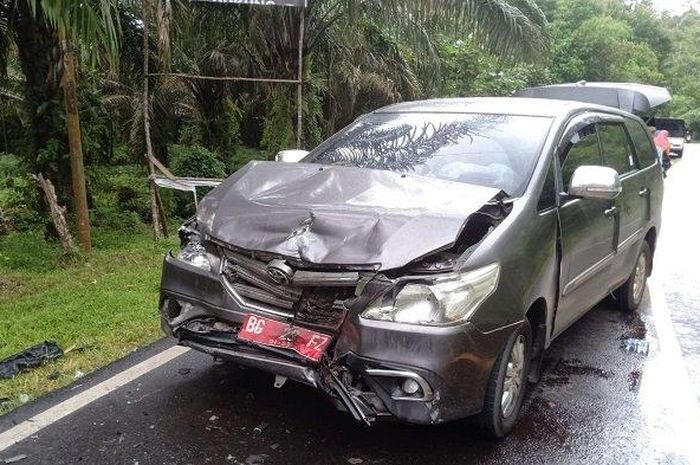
142, 0, 166, 240
12, 1, 63, 176
34, 174, 77, 255
59, 30, 92, 253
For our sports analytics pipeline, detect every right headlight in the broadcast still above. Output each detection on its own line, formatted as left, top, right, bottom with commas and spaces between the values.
361, 263, 500, 326
177, 232, 212, 271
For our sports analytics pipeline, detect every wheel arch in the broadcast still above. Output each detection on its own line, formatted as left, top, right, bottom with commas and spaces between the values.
644, 227, 657, 275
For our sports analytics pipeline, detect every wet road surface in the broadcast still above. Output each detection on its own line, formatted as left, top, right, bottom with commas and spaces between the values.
1, 148, 700, 465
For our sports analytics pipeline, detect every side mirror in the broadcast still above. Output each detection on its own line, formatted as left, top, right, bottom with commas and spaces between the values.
568, 165, 622, 201
275, 149, 309, 163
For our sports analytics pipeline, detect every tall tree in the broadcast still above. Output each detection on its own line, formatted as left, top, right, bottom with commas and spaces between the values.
1, 0, 121, 251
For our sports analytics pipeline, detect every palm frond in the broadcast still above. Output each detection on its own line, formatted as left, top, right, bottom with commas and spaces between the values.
375, 0, 548, 61
27, 0, 121, 66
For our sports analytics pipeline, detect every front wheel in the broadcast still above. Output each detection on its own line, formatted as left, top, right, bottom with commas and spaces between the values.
478, 321, 532, 438
613, 241, 651, 312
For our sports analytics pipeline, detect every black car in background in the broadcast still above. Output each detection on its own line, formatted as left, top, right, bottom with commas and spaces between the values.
650, 117, 688, 157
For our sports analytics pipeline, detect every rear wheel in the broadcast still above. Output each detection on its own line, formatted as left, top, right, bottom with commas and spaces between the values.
479, 321, 531, 438
614, 241, 651, 312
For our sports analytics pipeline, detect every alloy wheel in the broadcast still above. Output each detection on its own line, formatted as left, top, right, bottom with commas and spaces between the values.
501, 335, 526, 418
632, 250, 648, 304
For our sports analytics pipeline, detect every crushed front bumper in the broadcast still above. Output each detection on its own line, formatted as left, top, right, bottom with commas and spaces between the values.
160, 253, 515, 425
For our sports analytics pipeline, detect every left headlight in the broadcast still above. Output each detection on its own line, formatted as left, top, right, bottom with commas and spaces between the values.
362, 263, 500, 326
177, 233, 212, 271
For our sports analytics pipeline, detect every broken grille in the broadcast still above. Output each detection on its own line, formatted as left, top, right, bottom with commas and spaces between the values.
220, 250, 355, 331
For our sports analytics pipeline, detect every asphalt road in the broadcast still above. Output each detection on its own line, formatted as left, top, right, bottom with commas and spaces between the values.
2, 147, 700, 465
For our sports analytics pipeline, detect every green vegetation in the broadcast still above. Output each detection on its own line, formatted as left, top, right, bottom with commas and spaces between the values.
0, 228, 176, 414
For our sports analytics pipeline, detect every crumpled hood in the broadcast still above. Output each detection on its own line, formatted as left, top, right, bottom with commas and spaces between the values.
197, 161, 500, 270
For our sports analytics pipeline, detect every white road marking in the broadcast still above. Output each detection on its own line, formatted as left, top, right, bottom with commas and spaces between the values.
641, 281, 700, 463
0, 345, 189, 453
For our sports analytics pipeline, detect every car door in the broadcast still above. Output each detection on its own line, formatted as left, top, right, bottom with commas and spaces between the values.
624, 118, 660, 228
597, 120, 647, 287
554, 117, 616, 336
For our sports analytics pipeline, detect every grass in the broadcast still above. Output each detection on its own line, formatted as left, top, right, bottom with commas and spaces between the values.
0, 226, 177, 415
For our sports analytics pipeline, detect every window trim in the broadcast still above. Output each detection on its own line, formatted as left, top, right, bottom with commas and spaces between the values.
624, 118, 659, 169
558, 121, 603, 193
537, 158, 558, 213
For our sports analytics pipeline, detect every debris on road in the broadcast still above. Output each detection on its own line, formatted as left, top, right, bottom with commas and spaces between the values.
0, 341, 63, 379
627, 370, 643, 392
621, 339, 650, 356
245, 453, 268, 465
348, 459, 364, 464
3, 454, 27, 464
253, 422, 268, 433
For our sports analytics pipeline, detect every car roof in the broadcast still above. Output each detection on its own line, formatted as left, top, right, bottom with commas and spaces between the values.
652, 117, 685, 123
374, 97, 630, 119
516, 82, 671, 114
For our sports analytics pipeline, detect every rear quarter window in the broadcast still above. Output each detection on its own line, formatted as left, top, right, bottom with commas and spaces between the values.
626, 120, 658, 168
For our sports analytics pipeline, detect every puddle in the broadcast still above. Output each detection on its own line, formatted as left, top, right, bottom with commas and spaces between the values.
542, 358, 614, 386
620, 311, 647, 340
516, 397, 570, 444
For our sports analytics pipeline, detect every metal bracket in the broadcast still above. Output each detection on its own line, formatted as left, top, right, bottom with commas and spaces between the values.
274, 375, 288, 389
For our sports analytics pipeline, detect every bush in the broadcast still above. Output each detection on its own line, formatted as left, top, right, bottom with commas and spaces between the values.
0, 154, 43, 233
230, 146, 267, 172
168, 144, 228, 179
260, 88, 296, 155
87, 165, 154, 230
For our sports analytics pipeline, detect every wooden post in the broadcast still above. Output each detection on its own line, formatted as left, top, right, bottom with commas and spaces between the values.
296, 6, 305, 149
59, 29, 92, 253
142, 0, 165, 240
34, 174, 77, 255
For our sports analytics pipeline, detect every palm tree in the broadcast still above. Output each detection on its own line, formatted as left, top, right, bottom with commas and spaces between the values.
0, 0, 121, 251
168, 0, 548, 150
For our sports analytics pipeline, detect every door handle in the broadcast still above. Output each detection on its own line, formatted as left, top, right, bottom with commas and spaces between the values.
639, 187, 650, 197
604, 206, 618, 218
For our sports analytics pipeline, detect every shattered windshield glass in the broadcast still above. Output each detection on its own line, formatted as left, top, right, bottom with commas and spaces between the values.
305, 112, 553, 196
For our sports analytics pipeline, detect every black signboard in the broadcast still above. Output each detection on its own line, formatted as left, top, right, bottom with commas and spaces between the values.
190, 0, 306, 6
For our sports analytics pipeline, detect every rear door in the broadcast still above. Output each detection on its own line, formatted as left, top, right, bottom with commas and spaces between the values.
597, 121, 640, 249
554, 118, 616, 336
597, 120, 646, 287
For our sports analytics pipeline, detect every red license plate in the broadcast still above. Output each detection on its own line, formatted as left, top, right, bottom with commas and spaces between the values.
238, 314, 333, 362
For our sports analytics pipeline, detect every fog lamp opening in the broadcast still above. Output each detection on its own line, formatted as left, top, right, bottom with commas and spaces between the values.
401, 378, 422, 396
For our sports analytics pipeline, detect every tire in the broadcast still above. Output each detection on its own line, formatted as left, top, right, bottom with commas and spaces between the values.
678, 150, 684, 158
478, 321, 532, 438
613, 241, 651, 312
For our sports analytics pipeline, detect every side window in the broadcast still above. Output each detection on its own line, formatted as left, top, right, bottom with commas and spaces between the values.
625, 120, 658, 168
537, 159, 557, 211
560, 124, 601, 190
598, 123, 635, 175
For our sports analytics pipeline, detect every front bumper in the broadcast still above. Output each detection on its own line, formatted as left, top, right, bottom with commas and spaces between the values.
160, 253, 515, 425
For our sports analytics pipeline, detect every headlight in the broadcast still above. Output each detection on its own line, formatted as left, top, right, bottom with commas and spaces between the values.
362, 264, 500, 326
177, 233, 212, 271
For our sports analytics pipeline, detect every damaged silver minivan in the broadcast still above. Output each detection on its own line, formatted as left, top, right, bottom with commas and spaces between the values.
159, 96, 663, 437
